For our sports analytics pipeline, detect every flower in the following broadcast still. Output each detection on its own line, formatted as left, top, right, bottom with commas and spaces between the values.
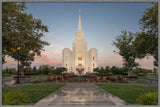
36, 77, 39, 80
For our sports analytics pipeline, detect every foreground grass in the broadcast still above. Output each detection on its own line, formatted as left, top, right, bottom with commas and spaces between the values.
96, 84, 158, 104
3, 84, 65, 104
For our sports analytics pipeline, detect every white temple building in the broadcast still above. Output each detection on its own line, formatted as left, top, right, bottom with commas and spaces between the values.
62, 9, 98, 75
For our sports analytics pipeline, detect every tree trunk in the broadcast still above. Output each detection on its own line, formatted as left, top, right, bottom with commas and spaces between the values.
128, 71, 132, 77
21, 70, 24, 77
20, 65, 24, 77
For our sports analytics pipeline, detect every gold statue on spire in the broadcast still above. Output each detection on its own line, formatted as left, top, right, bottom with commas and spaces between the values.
79, 9, 81, 13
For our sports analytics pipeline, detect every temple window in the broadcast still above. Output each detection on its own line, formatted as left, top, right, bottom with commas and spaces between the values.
78, 64, 82, 66
93, 56, 95, 60
78, 51, 82, 60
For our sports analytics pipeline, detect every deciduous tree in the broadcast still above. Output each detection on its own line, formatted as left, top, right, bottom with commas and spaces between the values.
113, 31, 139, 76
134, 3, 158, 67
2, 3, 49, 77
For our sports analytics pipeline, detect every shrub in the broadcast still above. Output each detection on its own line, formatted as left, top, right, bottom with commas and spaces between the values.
32, 80, 41, 83
69, 74, 74, 78
64, 75, 68, 80
108, 72, 114, 76
109, 76, 117, 82
13, 75, 30, 78
94, 77, 97, 81
83, 78, 87, 82
99, 75, 103, 81
89, 78, 94, 82
52, 76, 56, 81
83, 75, 87, 78
3, 90, 29, 105
138, 73, 146, 76
48, 73, 52, 76
106, 75, 110, 80
57, 76, 62, 80
90, 75, 96, 78
2, 74, 11, 77
136, 92, 158, 105
24, 72, 40, 75
47, 77, 51, 81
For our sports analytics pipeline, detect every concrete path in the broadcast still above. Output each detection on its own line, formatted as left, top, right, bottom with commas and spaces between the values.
35, 83, 128, 105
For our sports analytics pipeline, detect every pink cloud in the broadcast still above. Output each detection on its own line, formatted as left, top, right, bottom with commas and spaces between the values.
33, 52, 62, 66
98, 55, 123, 67
52, 51, 60, 56
3, 52, 154, 69
136, 56, 154, 69
98, 55, 154, 69
109, 55, 122, 58
34, 52, 48, 58
3, 52, 62, 68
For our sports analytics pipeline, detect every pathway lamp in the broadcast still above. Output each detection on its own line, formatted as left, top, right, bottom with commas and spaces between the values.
10, 46, 21, 83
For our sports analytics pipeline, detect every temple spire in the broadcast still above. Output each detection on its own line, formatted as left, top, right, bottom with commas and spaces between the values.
78, 9, 82, 32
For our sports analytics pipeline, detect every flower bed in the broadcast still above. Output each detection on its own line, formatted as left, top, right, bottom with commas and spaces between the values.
32, 75, 128, 84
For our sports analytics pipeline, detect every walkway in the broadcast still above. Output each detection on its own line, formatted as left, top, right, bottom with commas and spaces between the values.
35, 83, 127, 105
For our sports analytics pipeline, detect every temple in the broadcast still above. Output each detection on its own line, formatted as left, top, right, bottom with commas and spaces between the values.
62, 9, 98, 75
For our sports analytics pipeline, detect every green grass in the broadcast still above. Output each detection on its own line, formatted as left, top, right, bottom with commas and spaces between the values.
3, 84, 65, 104
30, 75, 52, 79
96, 84, 158, 104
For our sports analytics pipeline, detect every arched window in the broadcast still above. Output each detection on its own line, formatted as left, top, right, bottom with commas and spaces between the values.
93, 64, 95, 67
66, 64, 67, 67
78, 51, 82, 60
93, 56, 95, 60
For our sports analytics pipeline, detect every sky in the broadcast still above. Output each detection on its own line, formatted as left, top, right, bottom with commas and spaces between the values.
3, 2, 155, 69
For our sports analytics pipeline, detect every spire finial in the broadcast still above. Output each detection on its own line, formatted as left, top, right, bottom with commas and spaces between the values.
78, 9, 82, 32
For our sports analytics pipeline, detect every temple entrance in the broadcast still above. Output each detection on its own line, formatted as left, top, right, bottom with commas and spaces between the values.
78, 69, 83, 75
76, 67, 84, 75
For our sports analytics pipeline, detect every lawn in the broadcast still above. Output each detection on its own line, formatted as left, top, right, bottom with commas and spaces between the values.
96, 84, 158, 104
3, 84, 65, 105
30, 74, 52, 79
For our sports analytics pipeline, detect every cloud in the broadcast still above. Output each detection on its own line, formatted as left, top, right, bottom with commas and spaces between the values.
98, 55, 123, 67
49, 44, 54, 47
33, 57, 61, 66
136, 56, 154, 69
52, 51, 60, 56
3, 56, 17, 68
98, 55, 154, 69
3, 52, 154, 69
33, 52, 62, 66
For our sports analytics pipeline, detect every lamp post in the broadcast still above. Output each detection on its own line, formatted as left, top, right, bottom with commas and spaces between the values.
16, 47, 21, 83
10, 46, 21, 83
17, 56, 20, 83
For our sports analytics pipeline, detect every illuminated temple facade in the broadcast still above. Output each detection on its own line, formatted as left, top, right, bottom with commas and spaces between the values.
62, 9, 98, 75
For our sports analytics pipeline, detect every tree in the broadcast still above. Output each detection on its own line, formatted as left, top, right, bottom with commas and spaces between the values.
2, 3, 49, 77
134, 3, 158, 67
93, 67, 99, 73
105, 66, 110, 72
100, 67, 105, 73
24, 66, 32, 72
38, 66, 42, 74
55, 67, 67, 74
113, 31, 139, 76
33, 66, 37, 72
41, 65, 52, 74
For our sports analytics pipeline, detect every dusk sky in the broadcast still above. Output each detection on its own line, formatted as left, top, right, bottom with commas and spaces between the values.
3, 2, 155, 69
